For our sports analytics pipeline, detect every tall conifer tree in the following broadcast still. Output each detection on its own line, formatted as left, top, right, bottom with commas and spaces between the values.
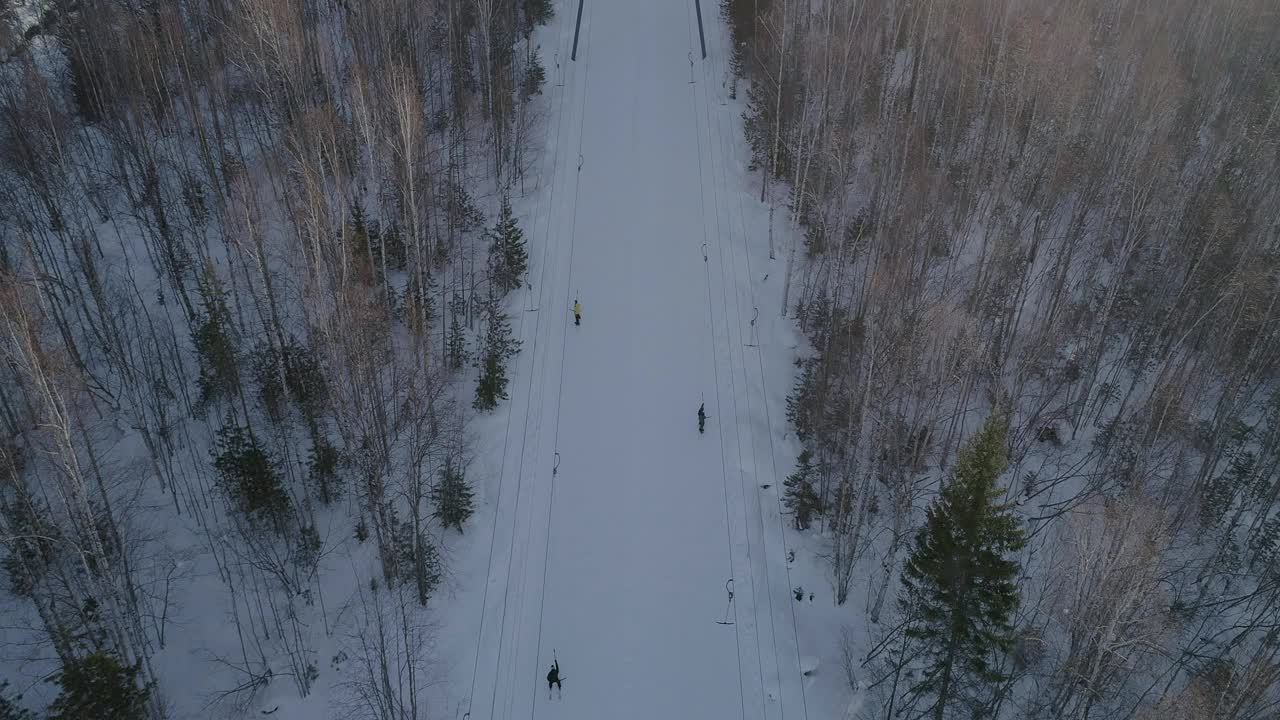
899, 414, 1026, 719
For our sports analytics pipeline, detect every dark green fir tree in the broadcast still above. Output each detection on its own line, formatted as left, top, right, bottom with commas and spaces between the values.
447, 311, 467, 371
0, 681, 34, 720
522, 0, 554, 35
47, 651, 151, 720
488, 198, 528, 295
432, 459, 475, 532
783, 449, 822, 530
898, 413, 1026, 720
213, 425, 292, 532
521, 48, 546, 100
473, 300, 520, 411
192, 263, 240, 411
393, 520, 441, 606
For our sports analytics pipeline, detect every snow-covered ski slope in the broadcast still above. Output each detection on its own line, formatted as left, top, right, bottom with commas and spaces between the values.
438, 0, 844, 717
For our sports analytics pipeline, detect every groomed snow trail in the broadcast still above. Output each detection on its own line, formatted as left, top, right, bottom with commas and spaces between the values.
453, 0, 814, 718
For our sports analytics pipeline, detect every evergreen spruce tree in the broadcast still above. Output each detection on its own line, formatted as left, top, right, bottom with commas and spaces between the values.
192, 264, 240, 411
47, 651, 151, 720
213, 425, 291, 532
0, 475, 60, 597
393, 520, 441, 606
488, 198, 528, 295
522, 0, 554, 34
473, 300, 520, 411
403, 270, 436, 336
898, 414, 1026, 720
57, 22, 107, 123
447, 311, 467, 371
432, 460, 475, 532
445, 179, 488, 234
307, 433, 342, 505
0, 681, 34, 720
251, 341, 288, 423
282, 338, 329, 423
381, 222, 407, 270
783, 449, 822, 530
251, 336, 328, 425
521, 48, 546, 100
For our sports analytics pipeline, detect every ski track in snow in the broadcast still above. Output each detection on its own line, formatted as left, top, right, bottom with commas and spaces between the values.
436, 0, 852, 718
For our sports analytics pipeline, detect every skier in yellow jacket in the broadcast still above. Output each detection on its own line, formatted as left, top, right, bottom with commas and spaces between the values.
573, 299, 582, 326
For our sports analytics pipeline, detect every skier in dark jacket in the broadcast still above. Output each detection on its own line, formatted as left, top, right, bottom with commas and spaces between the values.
547, 660, 562, 698
698, 403, 707, 434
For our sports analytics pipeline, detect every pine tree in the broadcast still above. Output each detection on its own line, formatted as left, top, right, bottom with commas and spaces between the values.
898, 414, 1026, 720
47, 651, 151, 720
784, 449, 822, 530
212, 425, 291, 532
432, 460, 475, 532
473, 300, 520, 411
488, 198, 528, 295
192, 264, 240, 411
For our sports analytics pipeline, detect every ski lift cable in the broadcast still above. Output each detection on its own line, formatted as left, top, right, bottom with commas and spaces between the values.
703, 43, 811, 720
695, 58, 790, 720
496, 5, 610, 717
530, 0, 596, 715
691, 40, 776, 719
501, 14, 599, 718
701, 49, 798, 717
689, 31, 749, 720
465, 4, 582, 718
500, 99, 583, 717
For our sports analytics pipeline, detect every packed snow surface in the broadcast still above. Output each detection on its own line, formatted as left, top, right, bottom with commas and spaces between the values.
432, 0, 851, 718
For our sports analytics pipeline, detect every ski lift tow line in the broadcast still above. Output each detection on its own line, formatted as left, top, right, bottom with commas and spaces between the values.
687, 16, 774, 718
702, 39, 811, 720
701, 45, 802, 720
530, 0, 593, 715
704, 85, 773, 720
687, 7, 748, 720
701, 74, 782, 718
465, 1, 580, 718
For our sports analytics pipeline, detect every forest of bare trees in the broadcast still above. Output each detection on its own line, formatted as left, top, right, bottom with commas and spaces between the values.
0, 0, 547, 715
730, 0, 1280, 717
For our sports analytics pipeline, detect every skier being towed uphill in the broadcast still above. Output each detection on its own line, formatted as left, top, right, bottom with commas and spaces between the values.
546, 659, 562, 698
